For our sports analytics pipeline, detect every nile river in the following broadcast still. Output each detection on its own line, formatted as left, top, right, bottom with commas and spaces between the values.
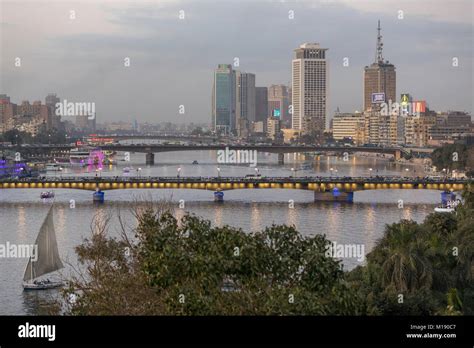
0, 151, 443, 314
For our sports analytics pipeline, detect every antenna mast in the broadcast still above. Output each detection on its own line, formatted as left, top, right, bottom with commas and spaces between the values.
375, 20, 384, 64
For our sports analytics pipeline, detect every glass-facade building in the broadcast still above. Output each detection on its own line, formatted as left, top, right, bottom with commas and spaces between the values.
212, 64, 235, 134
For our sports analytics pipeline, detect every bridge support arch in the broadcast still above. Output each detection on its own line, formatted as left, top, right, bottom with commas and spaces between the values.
145, 152, 155, 165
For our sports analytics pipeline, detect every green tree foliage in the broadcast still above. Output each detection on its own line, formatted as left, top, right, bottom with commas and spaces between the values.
0, 129, 33, 144
61, 207, 363, 315
431, 144, 469, 171
349, 184, 474, 315
60, 186, 473, 316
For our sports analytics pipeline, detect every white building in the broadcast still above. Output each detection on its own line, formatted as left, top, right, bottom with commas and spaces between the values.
292, 43, 328, 138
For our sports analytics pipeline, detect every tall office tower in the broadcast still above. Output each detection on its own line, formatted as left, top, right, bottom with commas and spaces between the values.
268, 84, 290, 127
363, 21, 396, 111
292, 43, 328, 139
235, 71, 256, 138
212, 64, 236, 135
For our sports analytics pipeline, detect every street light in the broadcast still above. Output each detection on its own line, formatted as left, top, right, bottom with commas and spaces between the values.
255, 167, 259, 175
177, 166, 181, 178
137, 167, 142, 178
217, 167, 221, 177
330, 167, 334, 177
291, 167, 295, 177
369, 168, 373, 177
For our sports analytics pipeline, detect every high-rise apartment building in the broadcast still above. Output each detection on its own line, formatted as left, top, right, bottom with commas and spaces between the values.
292, 43, 328, 139
363, 21, 396, 112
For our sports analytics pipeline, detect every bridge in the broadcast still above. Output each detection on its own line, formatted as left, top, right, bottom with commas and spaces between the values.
1, 144, 407, 165
89, 134, 218, 142
0, 176, 467, 202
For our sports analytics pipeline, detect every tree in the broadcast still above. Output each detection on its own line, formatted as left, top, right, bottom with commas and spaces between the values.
349, 184, 474, 315
59, 204, 364, 315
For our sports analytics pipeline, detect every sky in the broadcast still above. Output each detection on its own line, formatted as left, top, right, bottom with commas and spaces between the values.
0, 0, 472, 125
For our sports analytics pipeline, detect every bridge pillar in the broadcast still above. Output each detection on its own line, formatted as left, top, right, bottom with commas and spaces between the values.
93, 189, 105, 203
214, 190, 224, 202
314, 190, 353, 203
278, 153, 284, 165
145, 152, 155, 165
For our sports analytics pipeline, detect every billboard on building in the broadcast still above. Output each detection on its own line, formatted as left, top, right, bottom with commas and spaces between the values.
371, 93, 385, 103
273, 109, 281, 117
413, 101, 426, 113
400, 93, 411, 106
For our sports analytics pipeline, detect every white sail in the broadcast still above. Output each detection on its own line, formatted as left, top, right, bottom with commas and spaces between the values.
23, 206, 64, 282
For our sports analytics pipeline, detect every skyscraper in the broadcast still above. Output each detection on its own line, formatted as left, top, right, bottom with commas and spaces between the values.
235, 71, 256, 137
292, 43, 328, 139
212, 64, 235, 134
363, 21, 396, 111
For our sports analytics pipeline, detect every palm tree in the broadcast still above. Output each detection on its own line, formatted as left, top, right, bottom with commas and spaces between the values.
373, 220, 433, 293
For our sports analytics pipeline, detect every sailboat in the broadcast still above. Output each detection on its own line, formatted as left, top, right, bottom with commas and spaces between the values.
23, 206, 64, 290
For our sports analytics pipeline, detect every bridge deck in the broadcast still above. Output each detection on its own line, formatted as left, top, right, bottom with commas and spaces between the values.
0, 176, 468, 192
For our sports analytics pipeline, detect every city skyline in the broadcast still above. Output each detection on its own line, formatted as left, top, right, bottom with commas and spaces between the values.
1, 0, 472, 123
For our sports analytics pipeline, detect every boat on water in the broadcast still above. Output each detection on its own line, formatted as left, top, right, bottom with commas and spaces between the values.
69, 147, 91, 166
23, 206, 64, 290
434, 206, 455, 213
0, 159, 39, 178
123, 166, 134, 174
40, 191, 55, 199
434, 199, 460, 213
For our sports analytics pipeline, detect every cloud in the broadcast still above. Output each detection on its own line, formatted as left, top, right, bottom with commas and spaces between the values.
0, 0, 472, 123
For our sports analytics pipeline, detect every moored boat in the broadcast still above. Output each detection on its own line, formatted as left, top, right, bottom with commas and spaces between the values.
40, 191, 55, 199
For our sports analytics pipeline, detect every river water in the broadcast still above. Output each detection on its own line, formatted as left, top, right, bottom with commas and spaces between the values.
0, 151, 443, 314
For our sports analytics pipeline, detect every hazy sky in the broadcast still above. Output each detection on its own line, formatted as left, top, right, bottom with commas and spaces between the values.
1, 0, 472, 124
